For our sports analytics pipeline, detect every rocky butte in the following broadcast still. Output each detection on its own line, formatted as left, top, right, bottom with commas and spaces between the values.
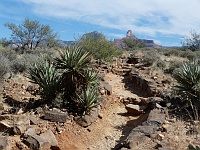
114, 30, 162, 48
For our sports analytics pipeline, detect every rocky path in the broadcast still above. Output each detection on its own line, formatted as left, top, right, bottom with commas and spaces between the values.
57, 73, 147, 150
104, 73, 144, 98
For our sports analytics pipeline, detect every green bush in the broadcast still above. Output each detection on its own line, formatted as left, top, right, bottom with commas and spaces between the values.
79, 34, 122, 62
173, 61, 200, 120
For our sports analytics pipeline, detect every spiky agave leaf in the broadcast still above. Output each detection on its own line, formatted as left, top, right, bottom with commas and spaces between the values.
54, 45, 91, 73
173, 61, 200, 120
53, 45, 93, 102
83, 69, 99, 87
78, 87, 99, 115
27, 60, 61, 102
173, 62, 200, 100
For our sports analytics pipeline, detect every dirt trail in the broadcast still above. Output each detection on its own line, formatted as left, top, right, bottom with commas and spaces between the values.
57, 73, 147, 150
104, 73, 143, 98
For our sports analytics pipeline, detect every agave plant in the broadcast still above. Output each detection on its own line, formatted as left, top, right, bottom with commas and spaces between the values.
173, 61, 200, 120
53, 46, 92, 100
83, 69, 99, 87
27, 60, 61, 103
78, 87, 99, 115
54, 45, 91, 73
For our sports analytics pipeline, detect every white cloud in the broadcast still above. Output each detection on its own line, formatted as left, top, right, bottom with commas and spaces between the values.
18, 0, 200, 37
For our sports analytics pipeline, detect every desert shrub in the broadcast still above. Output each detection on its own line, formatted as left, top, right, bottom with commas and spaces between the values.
24, 54, 46, 69
0, 48, 17, 61
11, 57, 26, 73
182, 30, 200, 51
54, 46, 100, 114
0, 54, 11, 80
142, 50, 159, 66
156, 59, 166, 69
163, 48, 181, 56
173, 61, 200, 120
180, 50, 197, 60
0, 45, 6, 52
167, 61, 183, 74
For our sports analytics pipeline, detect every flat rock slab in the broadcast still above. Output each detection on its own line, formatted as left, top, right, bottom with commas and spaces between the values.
44, 110, 68, 123
147, 109, 165, 124
132, 125, 158, 137
126, 132, 150, 149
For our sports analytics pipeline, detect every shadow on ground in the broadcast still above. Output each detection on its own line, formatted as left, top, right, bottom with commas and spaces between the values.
121, 75, 148, 98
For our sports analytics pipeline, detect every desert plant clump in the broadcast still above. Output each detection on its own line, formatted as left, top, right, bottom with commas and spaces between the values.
78, 87, 99, 115
167, 61, 183, 74
11, 57, 26, 73
27, 45, 100, 115
156, 59, 166, 70
79, 33, 122, 62
173, 61, 200, 120
54, 45, 99, 114
163, 48, 182, 57
27, 60, 61, 104
180, 50, 197, 61
142, 50, 159, 66
0, 53, 11, 80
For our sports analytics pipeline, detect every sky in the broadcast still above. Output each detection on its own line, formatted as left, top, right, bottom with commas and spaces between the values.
1, 0, 200, 47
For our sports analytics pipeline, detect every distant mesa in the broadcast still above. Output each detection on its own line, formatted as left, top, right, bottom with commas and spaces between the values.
58, 30, 162, 48
114, 30, 162, 48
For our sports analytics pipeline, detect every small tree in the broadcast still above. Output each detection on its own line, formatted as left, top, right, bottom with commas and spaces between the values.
122, 38, 146, 51
5, 18, 58, 51
78, 32, 121, 62
182, 30, 200, 51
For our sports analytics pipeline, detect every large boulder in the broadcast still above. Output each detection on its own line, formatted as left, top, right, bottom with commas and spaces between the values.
23, 128, 59, 150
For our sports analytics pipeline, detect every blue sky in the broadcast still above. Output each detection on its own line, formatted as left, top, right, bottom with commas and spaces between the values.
1, 0, 200, 46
